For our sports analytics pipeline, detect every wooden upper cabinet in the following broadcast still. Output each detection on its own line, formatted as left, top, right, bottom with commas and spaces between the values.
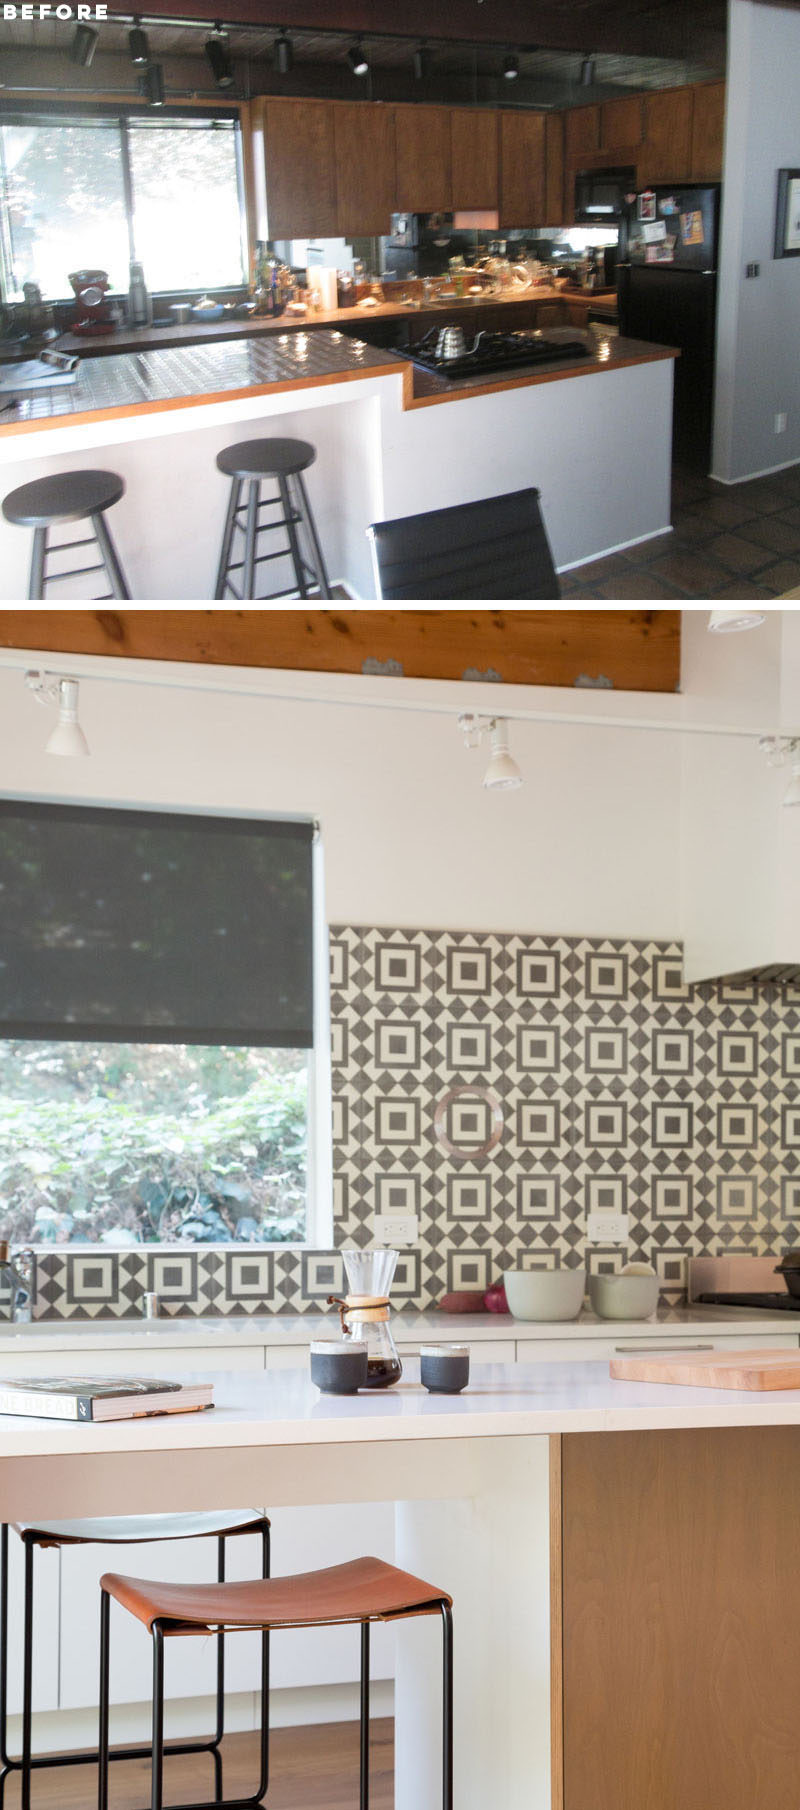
450, 108, 499, 210
333, 103, 395, 237
601, 93, 643, 152
690, 81, 725, 180
545, 112, 564, 222
261, 98, 337, 239
564, 105, 600, 168
394, 105, 452, 210
641, 87, 694, 183
499, 110, 546, 226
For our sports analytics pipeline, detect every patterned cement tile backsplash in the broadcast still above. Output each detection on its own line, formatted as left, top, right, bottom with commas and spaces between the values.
28, 927, 800, 1319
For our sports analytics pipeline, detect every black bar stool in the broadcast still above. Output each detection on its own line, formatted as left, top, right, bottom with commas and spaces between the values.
0, 1511, 270, 1810
214, 438, 331, 601
99, 1555, 453, 1810
1, 470, 131, 601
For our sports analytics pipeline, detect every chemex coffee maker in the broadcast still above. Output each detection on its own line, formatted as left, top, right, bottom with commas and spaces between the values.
329, 1248, 403, 1388
68, 269, 116, 334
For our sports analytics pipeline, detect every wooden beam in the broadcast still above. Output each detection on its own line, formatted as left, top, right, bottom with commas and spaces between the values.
0, 610, 681, 693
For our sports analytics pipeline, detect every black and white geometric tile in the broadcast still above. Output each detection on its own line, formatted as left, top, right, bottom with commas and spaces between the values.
26, 926, 799, 1319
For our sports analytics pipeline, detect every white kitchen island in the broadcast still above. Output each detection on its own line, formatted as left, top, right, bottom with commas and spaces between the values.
0, 330, 677, 600
1, 1358, 798, 1810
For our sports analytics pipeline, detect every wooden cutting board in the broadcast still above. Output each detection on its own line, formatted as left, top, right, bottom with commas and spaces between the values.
610, 1348, 800, 1391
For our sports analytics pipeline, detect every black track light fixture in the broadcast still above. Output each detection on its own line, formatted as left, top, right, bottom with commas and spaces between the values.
274, 27, 293, 74
580, 54, 596, 86
128, 19, 149, 65
205, 23, 234, 89
413, 42, 430, 80
139, 61, 165, 105
69, 22, 98, 65
347, 41, 369, 76
503, 51, 519, 80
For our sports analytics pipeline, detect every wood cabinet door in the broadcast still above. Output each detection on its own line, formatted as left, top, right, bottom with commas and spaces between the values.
545, 112, 564, 222
333, 102, 395, 237
499, 110, 546, 226
564, 105, 600, 167
690, 81, 725, 179
262, 97, 337, 239
450, 107, 499, 209
641, 87, 693, 183
394, 105, 452, 210
600, 93, 643, 151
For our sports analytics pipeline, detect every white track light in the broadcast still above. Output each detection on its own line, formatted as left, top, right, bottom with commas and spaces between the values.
25, 671, 90, 757
708, 608, 766, 632
483, 718, 523, 791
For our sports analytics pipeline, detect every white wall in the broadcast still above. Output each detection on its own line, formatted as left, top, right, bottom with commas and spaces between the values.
713, 0, 800, 481
0, 660, 682, 940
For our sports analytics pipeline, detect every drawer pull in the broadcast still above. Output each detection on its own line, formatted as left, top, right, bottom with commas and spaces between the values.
614, 1342, 715, 1354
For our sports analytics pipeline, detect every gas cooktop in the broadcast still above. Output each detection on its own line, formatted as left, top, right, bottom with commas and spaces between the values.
696, 1292, 800, 1312
407, 330, 591, 379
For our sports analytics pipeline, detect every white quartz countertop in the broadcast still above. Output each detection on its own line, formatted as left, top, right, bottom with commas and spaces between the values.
2, 1360, 800, 1457
0, 1304, 797, 1351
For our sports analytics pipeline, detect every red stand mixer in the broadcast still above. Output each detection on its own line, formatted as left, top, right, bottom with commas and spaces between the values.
68, 269, 116, 335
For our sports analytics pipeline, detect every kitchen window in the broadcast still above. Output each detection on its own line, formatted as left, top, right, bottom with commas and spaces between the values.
0, 108, 247, 304
0, 803, 330, 1249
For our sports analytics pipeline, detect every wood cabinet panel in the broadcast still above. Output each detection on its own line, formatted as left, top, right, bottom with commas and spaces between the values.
545, 112, 564, 222
641, 87, 693, 183
450, 107, 499, 209
600, 93, 643, 151
564, 105, 600, 168
394, 104, 452, 210
562, 1427, 800, 1810
690, 80, 725, 179
499, 109, 546, 226
261, 97, 337, 239
333, 102, 395, 237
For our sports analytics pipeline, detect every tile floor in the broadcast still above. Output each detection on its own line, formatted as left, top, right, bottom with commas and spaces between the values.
561, 461, 800, 600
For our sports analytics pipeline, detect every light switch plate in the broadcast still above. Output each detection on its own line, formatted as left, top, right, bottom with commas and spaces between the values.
587, 1212, 630, 1245
373, 1212, 419, 1246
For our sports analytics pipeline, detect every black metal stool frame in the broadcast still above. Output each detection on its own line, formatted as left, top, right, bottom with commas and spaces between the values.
99, 1592, 453, 1810
0, 1519, 270, 1810
27, 511, 131, 602
215, 472, 330, 602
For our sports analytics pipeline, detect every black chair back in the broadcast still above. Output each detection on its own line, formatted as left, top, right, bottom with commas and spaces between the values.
366, 487, 560, 600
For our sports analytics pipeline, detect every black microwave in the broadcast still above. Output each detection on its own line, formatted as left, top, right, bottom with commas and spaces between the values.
574, 167, 635, 225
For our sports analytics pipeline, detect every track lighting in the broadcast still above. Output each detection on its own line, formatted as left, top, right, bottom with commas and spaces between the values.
413, 43, 430, 80
274, 27, 293, 74
205, 24, 234, 89
139, 61, 165, 104
503, 52, 519, 80
25, 672, 90, 759
347, 41, 369, 76
580, 55, 595, 86
708, 608, 766, 632
69, 22, 98, 65
458, 714, 523, 791
128, 19, 149, 65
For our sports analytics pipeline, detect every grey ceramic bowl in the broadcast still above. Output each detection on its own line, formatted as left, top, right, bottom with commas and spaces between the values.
503, 1268, 586, 1322
588, 1273, 660, 1321
309, 1339, 368, 1393
420, 1344, 470, 1394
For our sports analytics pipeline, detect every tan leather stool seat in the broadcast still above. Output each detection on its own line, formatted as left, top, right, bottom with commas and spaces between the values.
15, 1510, 266, 1549
102, 1555, 452, 1634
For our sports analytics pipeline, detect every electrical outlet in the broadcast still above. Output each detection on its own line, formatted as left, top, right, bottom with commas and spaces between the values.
775, 412, 788, 434
372, 1212, 419, 1246
587, 1212, 630, 1245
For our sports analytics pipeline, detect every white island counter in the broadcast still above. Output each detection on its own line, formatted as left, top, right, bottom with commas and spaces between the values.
1, 1359, 797, 1810
0, 329, 677, 599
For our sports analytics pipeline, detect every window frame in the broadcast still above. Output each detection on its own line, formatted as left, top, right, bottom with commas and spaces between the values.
0, 797, 333, 1252
0, 101, 249, 305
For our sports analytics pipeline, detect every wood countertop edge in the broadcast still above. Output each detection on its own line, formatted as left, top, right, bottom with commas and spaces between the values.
0, 360, 400, 438
403, 344, 680, 410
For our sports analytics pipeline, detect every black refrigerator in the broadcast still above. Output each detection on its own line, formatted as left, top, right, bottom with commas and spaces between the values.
617, 183, 720, 471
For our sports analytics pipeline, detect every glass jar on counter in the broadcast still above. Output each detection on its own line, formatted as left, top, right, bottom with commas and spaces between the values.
337, 269, 356, 308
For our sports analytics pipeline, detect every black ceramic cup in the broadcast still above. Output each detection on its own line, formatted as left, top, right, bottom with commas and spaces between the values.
310, 1339, 368, 1394
420, 1343, 470, 1394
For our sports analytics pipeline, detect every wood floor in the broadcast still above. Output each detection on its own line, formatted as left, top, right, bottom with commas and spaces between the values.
0, 1721, 394, 1810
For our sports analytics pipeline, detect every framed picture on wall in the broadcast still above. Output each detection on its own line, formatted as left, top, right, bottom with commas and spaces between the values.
774, 168, 800, 257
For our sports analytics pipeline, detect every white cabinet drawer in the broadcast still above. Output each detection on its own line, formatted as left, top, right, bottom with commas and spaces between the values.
0, 1345, 264, 1378
515, 1332, 800, 1362
265, 1346, 309, 1371
396, 1339, 516, 1364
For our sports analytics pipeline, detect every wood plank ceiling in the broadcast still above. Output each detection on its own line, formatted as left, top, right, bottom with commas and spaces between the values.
0, 610, 681, 692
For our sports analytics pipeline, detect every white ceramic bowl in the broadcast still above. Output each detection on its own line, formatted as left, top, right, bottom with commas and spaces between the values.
588, 1273, 660, 1321
503, 1268, 586, 1322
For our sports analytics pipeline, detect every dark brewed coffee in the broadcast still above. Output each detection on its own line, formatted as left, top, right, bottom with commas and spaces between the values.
366, 1356, 403, 1389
